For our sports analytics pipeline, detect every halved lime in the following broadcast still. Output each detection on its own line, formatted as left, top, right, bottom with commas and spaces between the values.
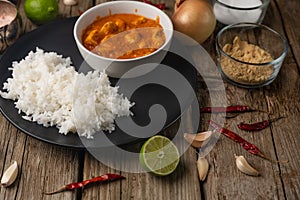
139, 135, 180, 176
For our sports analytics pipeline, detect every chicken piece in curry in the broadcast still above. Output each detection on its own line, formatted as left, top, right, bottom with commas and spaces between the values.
82, 13, 166, 59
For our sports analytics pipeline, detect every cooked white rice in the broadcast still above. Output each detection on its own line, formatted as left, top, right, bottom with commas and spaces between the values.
0, 48, 133, 139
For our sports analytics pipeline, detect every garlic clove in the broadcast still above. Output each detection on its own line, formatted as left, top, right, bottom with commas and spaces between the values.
184, 131, 212, 148
235, 155, 260, 176
63, 0, 78, 6
197, 157, 209, 181
1, 161, 18, 187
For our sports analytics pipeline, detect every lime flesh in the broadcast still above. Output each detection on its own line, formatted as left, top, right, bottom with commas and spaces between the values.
139, 135, 180, 176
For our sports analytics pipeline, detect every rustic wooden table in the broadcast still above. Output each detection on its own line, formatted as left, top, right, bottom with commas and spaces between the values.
1, 0, 299, 199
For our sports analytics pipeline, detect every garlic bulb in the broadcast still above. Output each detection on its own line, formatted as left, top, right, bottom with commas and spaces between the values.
1, 161, 18, 187
235, 155, 260, 176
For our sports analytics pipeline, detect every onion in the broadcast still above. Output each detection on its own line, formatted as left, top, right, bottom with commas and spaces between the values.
172, 0, 216, 44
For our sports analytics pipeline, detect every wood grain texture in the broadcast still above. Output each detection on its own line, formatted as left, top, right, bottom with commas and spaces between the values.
266, 1, 300, 199
0, 1, 83, 200
82, 1, 200, 200
15, 140, 82, 200
0, 0, 299, 199
0, 119, 26, 200
275, 0, 300, 70
201, 1, 298, 199
82, 111, 201, 200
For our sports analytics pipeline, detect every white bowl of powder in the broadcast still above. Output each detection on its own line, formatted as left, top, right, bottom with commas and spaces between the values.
212, 0, 270, 25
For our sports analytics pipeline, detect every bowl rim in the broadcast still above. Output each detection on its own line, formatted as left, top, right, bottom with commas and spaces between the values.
214, 0, 270, 11
73, 0, 173, 63
216, 22, 288, 66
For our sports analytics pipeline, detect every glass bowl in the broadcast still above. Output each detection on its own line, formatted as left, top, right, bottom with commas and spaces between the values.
211, 0, 270, 25
215, 23, 288, 88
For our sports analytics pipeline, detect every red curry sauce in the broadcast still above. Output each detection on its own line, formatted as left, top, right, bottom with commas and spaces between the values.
82, 13, 166, 59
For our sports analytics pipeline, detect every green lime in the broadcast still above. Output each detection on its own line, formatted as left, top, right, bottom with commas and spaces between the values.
139, 135, 180, 176
24, 0, 59, 25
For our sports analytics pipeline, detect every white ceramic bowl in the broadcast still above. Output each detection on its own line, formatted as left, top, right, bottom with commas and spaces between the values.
73, 1, 173, 78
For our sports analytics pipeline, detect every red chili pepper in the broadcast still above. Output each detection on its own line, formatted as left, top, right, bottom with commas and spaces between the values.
142, 0, 166, 10
44, 174, 125, 195
200, 105, 258, 113
78, 9, 84, 15
209, 120, 287, 163
237, 116, 285, 131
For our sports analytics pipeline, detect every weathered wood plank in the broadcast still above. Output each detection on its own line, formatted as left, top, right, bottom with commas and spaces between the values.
200, 1, 294, 199
0, 118, 26, 200
17, 0, 37, 33
82, 152, 122, 200
274, 0, 300, 70
0, 95, 81, 200
15, 140, 82, 200
1, 0, 299, 199
58, 0, 93, 18
265, 1, 300, 199
71, 1, 123, 200
198, 86, 285, 199
82, 120, 201, 200
80, 1, 201, 198
120, 114, 201, 200
0, 1, 84, 200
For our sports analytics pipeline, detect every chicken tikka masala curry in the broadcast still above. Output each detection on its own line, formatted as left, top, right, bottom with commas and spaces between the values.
82, 13, 166, 59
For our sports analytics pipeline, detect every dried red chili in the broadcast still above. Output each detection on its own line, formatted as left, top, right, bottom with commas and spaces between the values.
78, 9, 84, 15
209, 120, 287, 163
200, 105, 264, 113
142, 0, 166, 10
237, 116, 284, 131
44, 174, 125, 195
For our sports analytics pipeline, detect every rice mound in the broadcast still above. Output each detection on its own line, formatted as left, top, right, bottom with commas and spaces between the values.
0, 48, 133, 139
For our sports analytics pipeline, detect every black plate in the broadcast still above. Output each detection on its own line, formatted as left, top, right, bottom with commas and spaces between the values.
0, 17, 197, 148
